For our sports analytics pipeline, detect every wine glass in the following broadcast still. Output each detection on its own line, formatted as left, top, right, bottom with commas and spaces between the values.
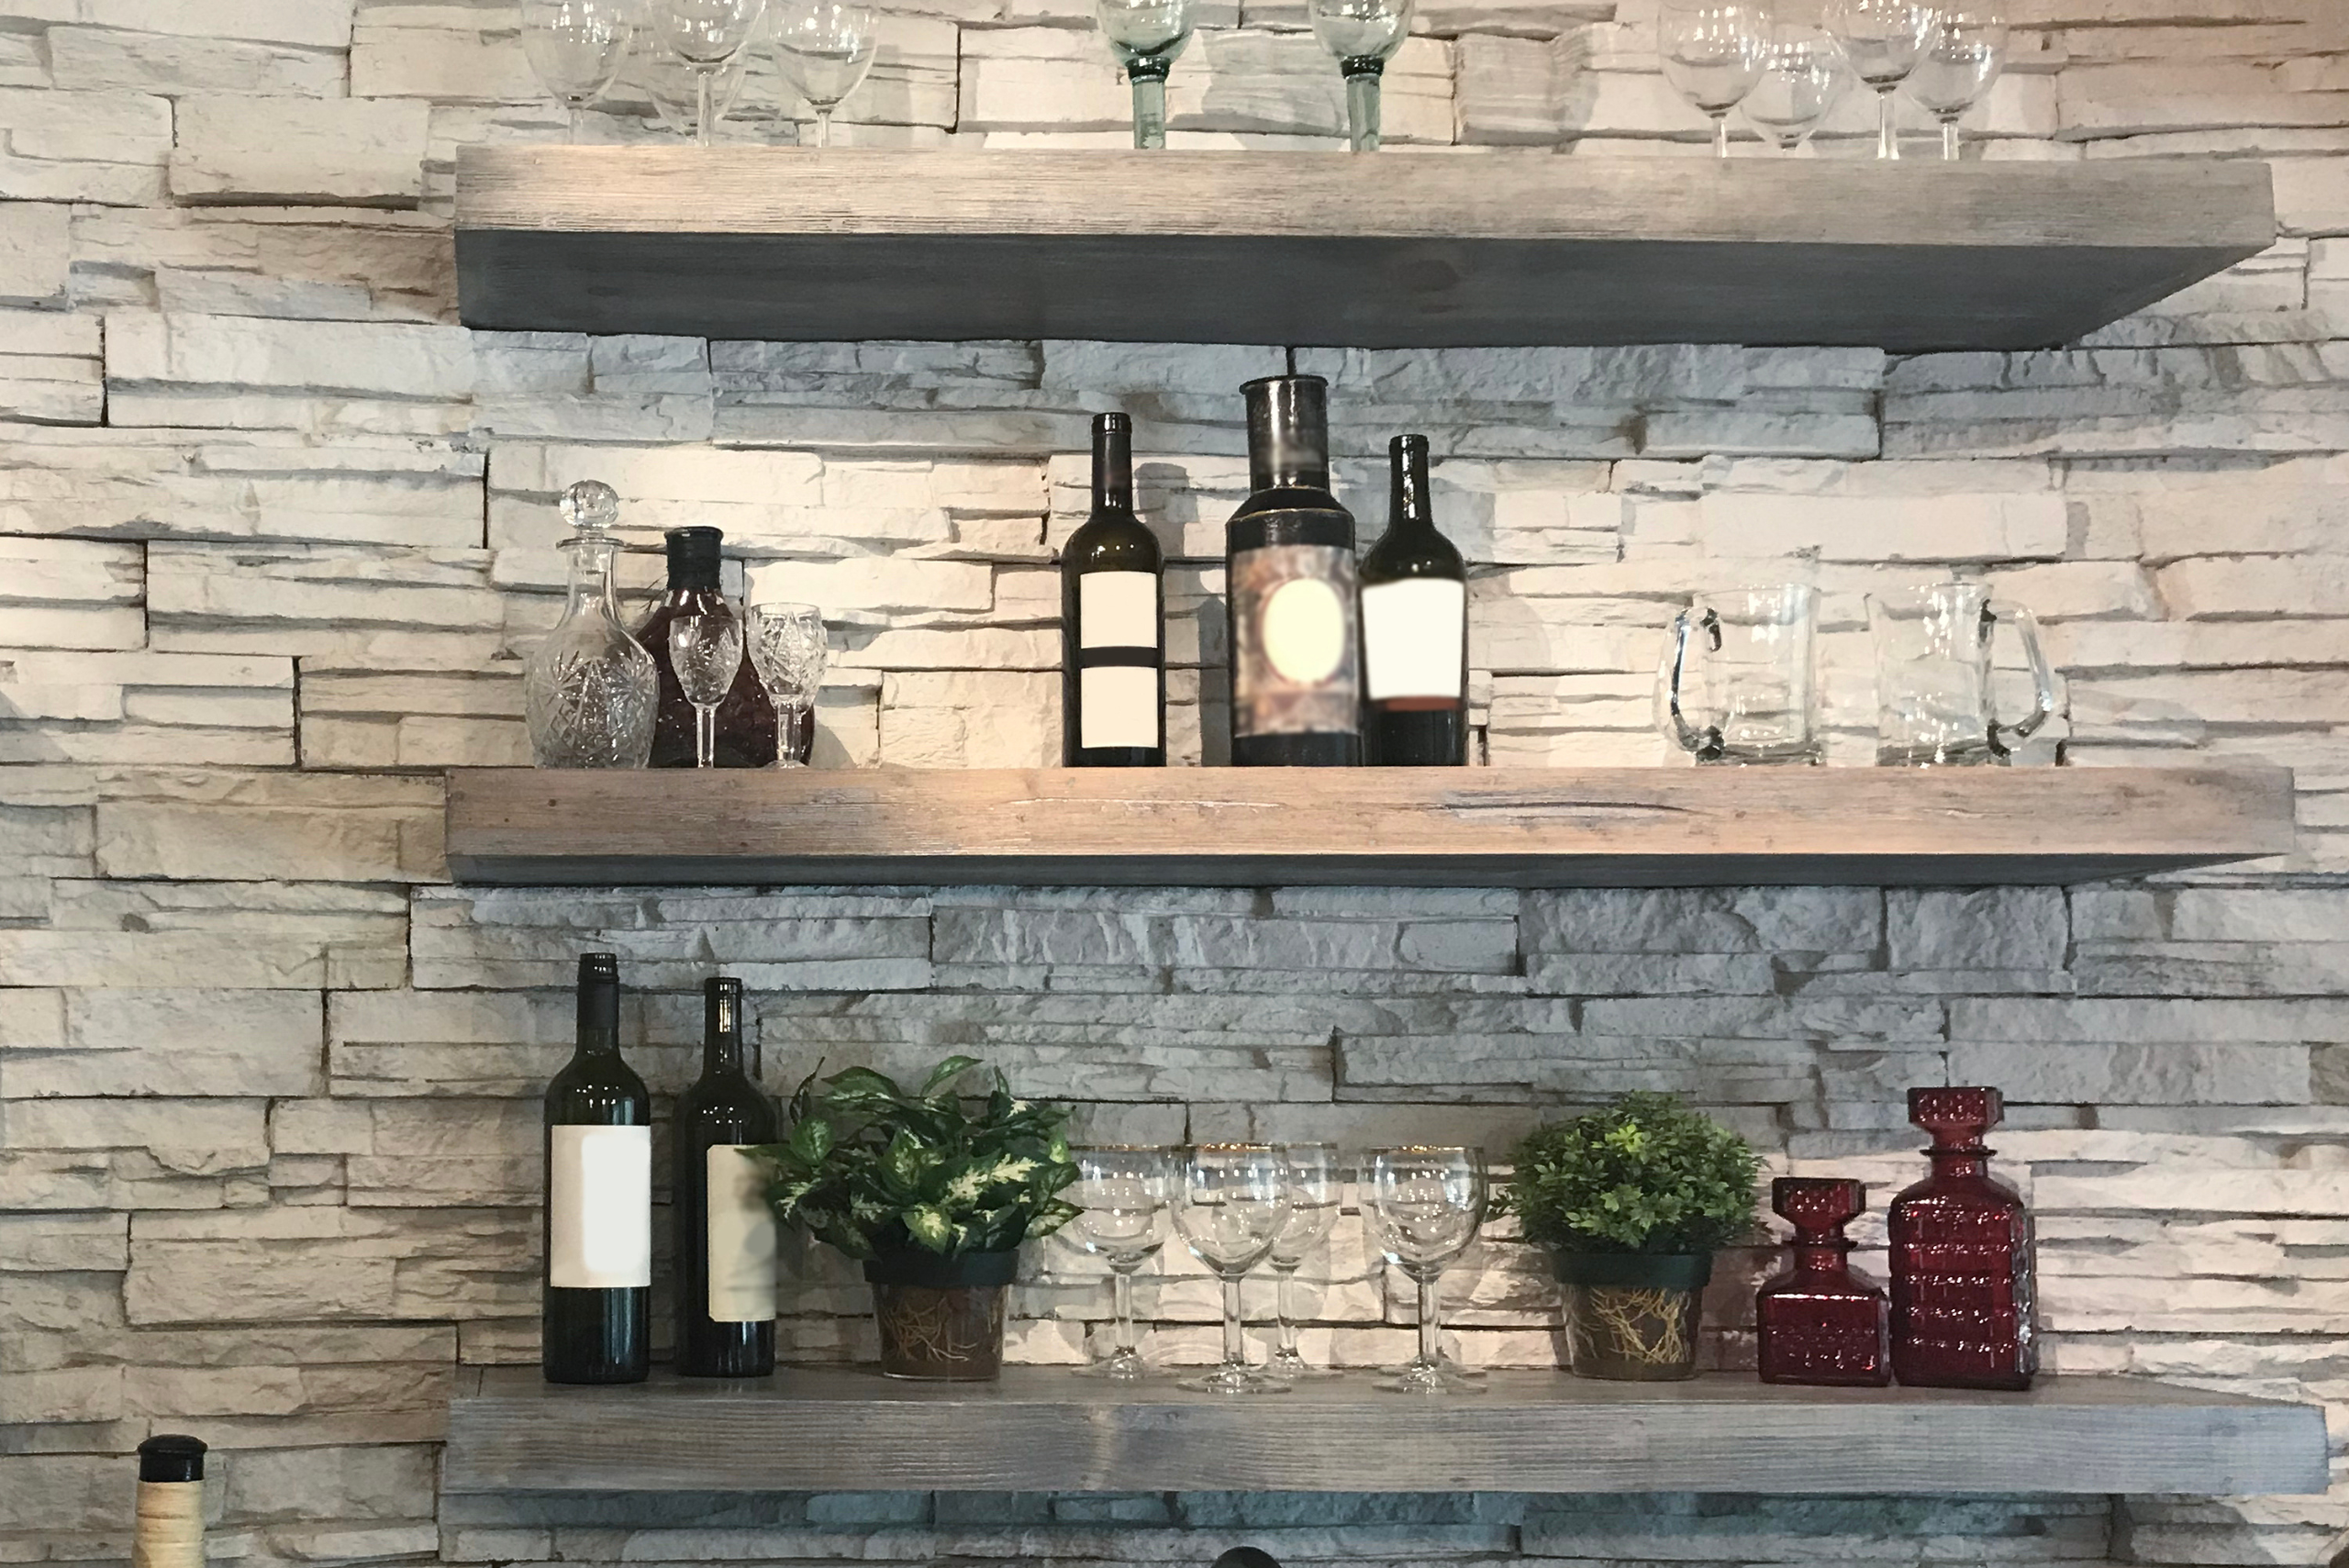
631, 33, 751, 138
1096, 0, 1195, 150
1309, 0, 1414, 153
668, 612, 743, 769
1362, 1146, 1486, 1395
1905, 8, 2006, 161
772, 0, 877, 148
1825, 0, 1939, 159
1173, 1145, 1291, 1395
1659, 2, 1770, 160
520, 0, 635, 141
745, 601, 828, 768
1068, 1147, 1175, 1381
1264, 1143, 1343, 1382
652, 0, 768, 148
1741, 25, 1849, 152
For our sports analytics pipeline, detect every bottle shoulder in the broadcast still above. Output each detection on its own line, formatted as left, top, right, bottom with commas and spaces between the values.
1361, 523, 1466, 582
546, 1052, 651, 1116
1064, 509, 1163, 571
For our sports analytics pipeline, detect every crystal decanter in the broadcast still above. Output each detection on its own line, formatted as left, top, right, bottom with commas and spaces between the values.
1756, 1176, 1890, 1386
524, 481, 657, 769
1888, 1086, 2037, 1390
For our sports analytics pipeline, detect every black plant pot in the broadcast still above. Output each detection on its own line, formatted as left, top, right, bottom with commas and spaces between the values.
863, 1249, 1019, 1381
1551, 1251, 1713, 1382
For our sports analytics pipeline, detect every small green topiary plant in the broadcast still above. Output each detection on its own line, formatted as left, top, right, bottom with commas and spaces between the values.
1497, 1092, 1762, 1256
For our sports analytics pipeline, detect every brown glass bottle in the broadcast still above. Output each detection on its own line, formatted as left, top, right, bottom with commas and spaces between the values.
1888, 1086, 2037, 1390
636, 527, 777, 769
1755, 1176, 1891, 1387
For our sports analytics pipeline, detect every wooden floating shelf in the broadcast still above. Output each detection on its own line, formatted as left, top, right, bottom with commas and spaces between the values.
442, 765, 2294, 889
452, 148, 2275, 351
441, 1366, 2329, 1496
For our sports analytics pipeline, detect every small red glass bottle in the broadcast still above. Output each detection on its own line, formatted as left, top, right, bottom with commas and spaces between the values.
1888, 1086, 2036, 1390
1756, 1176, 1890, 1386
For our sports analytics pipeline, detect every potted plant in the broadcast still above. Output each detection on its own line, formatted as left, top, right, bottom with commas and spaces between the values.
754, 1055, 1079, 1381
1497, 1093, 1760, 1382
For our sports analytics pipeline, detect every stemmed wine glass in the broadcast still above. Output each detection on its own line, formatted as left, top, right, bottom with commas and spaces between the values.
632, 34, 751, 138
1906, 8, 2007, 161
1096, 0, 1195, 150
773, 0, 878, 148
1309, 0, 1414, 153
1741, 25, 1848, 152
520, 0, 635, 141
653, 0, 769, 148
745, 601, 828, 768
669, 612, 743, 769
1174, 1145, 1291, 1395
1264, 1143, 1342, 1382
1825, 0, 1939, 159
1659, 2, 1771, 160
1068, 1147, 1175, 1381
1362, 1146, 1487, 1395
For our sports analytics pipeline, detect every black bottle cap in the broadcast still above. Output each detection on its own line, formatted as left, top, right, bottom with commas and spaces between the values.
1213, 1551, 1284, 1568
664, 527, 724, 591
138, 1434, 206, 1483
579, 952, 619, 982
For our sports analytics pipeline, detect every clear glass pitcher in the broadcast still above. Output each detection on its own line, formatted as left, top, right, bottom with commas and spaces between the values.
1656, 584, 1820, 765
1867, 583, 2054, 766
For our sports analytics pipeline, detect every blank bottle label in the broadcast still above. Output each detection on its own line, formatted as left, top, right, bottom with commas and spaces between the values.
1363, 579, 1467, 701
1078, 572, 1158, 650
548, 1124, 651, 1289
1233, 541, 1360, 739
1080, 665, 1160, 750
706, 1144, 779, 1322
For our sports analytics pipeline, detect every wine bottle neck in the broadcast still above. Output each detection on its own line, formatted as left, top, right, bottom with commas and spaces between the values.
1388, 434, 1434, 535
702, 980, 746, 1076
1092, 417, 1133, 512
576, 976, 620, 1056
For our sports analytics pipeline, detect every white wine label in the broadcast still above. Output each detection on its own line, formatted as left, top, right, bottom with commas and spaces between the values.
132, 1481, 203, 1568
1363, 578, 1467, 701
1080, 663, 1160, 750
1233, 540, 1359, 739
706, 1144, 779, 1323
548, 1124, 651, 1290
1078, 571, 1158, 651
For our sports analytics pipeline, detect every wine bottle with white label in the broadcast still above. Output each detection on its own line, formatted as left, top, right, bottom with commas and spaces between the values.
1227, 374, 1362, 767
1061, 412, 1166, 766
674, 975, 779, 1378
542, 951, 651, 1385
1360, 434, 1468, 765
132, 1434, 206, 1568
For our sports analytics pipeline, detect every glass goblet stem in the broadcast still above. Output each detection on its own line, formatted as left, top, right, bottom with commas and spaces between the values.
1128, 65, 1169, 149
816, 107, 834, 147
1876, 87, 1899, 160
568, 102, 583, 143
696, 68, 717, 147
1219, 1275, 1248, 1373
774, 701, 811, 766
1939, 113, 1960, 161
1110, 1266, 1141, 1362
1343, 63, 1383, 151
1273, 1265, 1305, 1364
1710, 109, 1731, 159
1414, 1270, 1442, 1369
694, 704, 718, 767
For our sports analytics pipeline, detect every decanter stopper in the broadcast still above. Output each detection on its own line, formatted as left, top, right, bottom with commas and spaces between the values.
562, 479, 620, 539
1755, 1176, 1888, 1387
1910, 1084, 2000, 1151
1774, 1175, 1865, 1241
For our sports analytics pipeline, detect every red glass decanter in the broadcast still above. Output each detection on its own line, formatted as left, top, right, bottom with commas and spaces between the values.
1756, 1176, 1890, 1386
1888, 1086, 2037, 1390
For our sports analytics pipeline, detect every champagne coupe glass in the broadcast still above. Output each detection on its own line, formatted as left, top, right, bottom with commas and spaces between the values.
1174, 1145, 1292, 1395
1069, 1147, 1175, 1381
1310, 0, 1414, 153
668, 612, 743, 769
1905, 8, 2006, 161
1362, 1145, 1487, 1395
1096, 0, 1195, 150
1825, 0, 1938, 159
654, 0, 768, 148
1265, 1143, 1343, 1382
1660, 1, 1770, 160
520, 0, 635, 141
1741, 24, 1849, 152
773, 0, 878, 148
745, 600, 827, 768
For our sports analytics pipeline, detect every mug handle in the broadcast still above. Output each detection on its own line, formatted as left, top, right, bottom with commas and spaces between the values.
1985, 598, 2055, 751
1658, 607, 1724, 761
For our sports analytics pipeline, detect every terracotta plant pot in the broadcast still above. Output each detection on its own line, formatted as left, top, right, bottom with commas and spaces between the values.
1553, 1251, 1712, 1381
863, 1250, 1018, 1381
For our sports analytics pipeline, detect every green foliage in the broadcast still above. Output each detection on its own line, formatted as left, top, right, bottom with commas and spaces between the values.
1496, 1093, 1761, 1256
750, 1055, 1079, 1261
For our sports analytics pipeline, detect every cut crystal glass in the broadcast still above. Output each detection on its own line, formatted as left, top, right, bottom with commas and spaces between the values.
525, 481, 659, 769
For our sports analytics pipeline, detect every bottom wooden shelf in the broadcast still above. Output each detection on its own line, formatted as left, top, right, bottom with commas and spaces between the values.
442, 1366, 2328, 1496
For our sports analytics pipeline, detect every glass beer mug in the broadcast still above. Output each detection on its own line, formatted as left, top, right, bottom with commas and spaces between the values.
1867, 584, 2055, 766
1657, 584, 1821, 764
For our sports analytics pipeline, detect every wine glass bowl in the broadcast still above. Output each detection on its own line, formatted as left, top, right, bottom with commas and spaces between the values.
1905, 9, 2007, 160
1174, 1145, 1292, 1395
520, 0, 635, 141
1069, 1147, 1175, 1381
1741, 26, 1849, 151
1659, 1, 1772, 159
1362, 1145, 1487, 1395
773, 0, 878, 148
654, 0, 769, 147
1097, 0, 1195, 150
669, 612, 744, 770
1824, 0, 1939, 158
745, 601, 828, 768
1309, 0, 1414, 152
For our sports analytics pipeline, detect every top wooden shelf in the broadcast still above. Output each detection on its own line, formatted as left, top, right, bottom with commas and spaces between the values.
452, 148, 2274, 351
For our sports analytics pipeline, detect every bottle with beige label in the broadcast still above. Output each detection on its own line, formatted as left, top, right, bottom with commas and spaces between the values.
131, 1434, 205, 1568
1227, 373, 1362, 766
1359, 434, 1468, 765
1059, 411, 1166, 766
674, 975, 779, 1377
542, 951, 651, 1385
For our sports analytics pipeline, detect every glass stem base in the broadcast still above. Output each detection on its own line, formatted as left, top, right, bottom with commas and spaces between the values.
1343, 64, 1384, 152
1129, 68, 1169, 150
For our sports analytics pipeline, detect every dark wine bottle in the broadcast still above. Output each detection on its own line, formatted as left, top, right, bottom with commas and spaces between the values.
1227, 374, 1362, 767
132, 1434, 206, 1568
543, 951, 651, 1385
637, 526, 779, 769
1060, 412, 1166, 767
1359, 434, 1468, 766
674, 975, 780, 1378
